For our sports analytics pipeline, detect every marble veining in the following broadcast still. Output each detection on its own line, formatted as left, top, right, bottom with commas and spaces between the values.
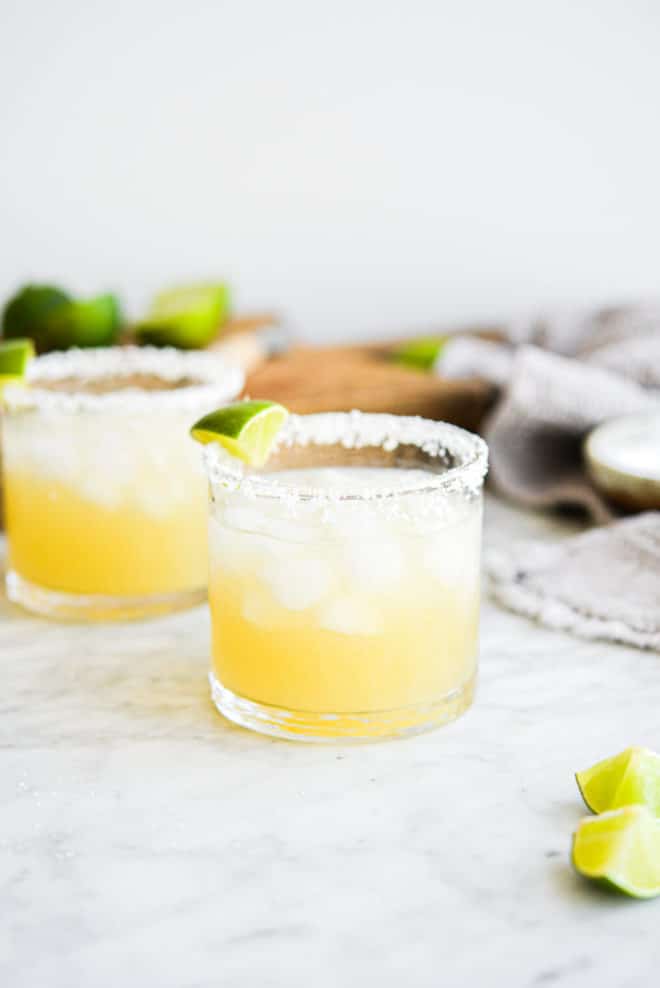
1, 497, 659, 987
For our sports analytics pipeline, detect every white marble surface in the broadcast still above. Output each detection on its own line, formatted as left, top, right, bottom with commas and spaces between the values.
2, 497, 660, 988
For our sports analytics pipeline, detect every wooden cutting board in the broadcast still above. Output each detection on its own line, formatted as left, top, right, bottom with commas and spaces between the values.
243, 342, 495, 432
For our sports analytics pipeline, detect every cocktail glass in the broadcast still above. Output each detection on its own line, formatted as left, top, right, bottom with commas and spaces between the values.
204, 411, 488, 741
2, 346, 243, 620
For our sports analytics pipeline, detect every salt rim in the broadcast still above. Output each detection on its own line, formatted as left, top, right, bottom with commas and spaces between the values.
1, 346, 244, 413
204, 411, 488, 501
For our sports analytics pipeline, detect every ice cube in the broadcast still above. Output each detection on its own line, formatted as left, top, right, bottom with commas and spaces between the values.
260, 515, 319, 544
423, 521, 481, 587
222, 503, 267, 534
79, 470, 124, 509
241, 588, 275, 628
261, 554, 333, 611
318, 596, 383, 636
329, 502, 381, 540
342, 537, 405, 590
209, 518, 252, 573
222, 501, 318, 545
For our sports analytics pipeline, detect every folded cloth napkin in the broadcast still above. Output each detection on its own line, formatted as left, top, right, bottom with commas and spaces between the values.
437, 303, 660, 649
488, 512, 660, 651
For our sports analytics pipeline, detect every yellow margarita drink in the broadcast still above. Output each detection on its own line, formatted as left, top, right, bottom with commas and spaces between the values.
205, 412, 488, 740
2, 347, 243, 620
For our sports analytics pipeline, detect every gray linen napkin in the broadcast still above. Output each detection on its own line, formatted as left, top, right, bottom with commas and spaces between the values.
488, 513, 660, 651
438, 304, 660, 649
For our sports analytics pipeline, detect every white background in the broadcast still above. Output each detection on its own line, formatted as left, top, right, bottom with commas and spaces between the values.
1, 0, 659, 342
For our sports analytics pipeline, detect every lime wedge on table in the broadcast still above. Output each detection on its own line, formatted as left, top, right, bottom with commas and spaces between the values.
576, 748, 660, 816
135, 283, 230, 348
2, 284, 120, 350
191, 400, 288, 467
572, 805, 660, 898
392, 335, 448, 371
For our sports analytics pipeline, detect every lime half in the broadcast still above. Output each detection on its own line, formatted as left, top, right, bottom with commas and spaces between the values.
190, 400, 288, 467
135, 282, 230, 349
572, 805, 660, 898
576, 748, 660, 816
0, 337, 35, 395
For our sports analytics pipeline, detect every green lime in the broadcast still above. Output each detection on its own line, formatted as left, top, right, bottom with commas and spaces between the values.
391, 335, 448, 371
576, 748, 660, 816
0, 338, 35, 396
1, 284, 121, 351
2, 284, 71, 351
74, 295, 121, 346
571, 805, 660, 898
135, 282, 231, 349
50, 294, 121, 349
190, 400, 289, 467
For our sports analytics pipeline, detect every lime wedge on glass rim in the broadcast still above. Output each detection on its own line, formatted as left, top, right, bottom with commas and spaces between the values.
135, 282, 230, 348
572, 805, 660, 898
0, 338, 35, 395
191, 400, 289, 467
576, 748, 660, 816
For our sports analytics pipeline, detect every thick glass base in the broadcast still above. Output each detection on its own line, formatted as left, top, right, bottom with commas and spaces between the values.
209, 671, 476, 742
6, 569, 206, 622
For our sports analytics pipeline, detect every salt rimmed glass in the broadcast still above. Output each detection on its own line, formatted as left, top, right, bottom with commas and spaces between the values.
1, 346, 243, 620
204, 411, 488, 741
